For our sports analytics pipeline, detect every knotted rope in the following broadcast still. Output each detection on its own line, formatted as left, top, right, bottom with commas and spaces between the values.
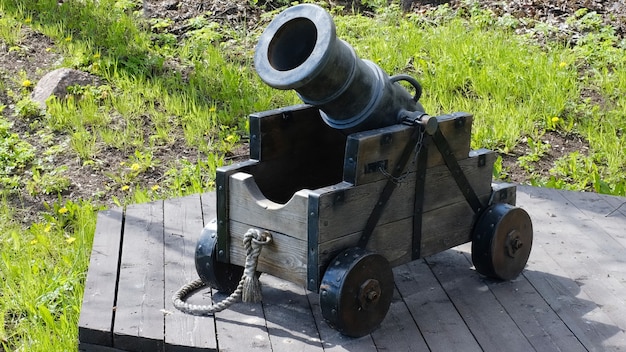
172, 228, 272, 315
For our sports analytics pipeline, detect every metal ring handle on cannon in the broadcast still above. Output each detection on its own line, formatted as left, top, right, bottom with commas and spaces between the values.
389, 74, 423, 102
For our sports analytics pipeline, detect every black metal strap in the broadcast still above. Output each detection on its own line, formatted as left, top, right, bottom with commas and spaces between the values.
432, 129, 484, 214
358, 124, 425, 249
411, 140, 428, 259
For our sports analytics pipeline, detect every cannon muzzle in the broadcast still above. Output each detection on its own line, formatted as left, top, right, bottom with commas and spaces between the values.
254, 4, 426, 132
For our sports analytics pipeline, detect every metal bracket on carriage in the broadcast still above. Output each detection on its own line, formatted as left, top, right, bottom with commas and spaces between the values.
431, 125, 486, 214
399, 110, 439, 136
357, 118, 429, 249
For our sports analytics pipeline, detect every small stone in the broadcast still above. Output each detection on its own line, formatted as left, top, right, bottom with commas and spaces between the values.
30, 68, 98, 110
164, 0, 179, 10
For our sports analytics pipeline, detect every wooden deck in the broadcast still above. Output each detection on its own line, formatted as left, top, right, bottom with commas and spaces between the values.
78, 185, 626, 352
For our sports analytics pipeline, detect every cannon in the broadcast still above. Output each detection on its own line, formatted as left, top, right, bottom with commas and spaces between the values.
191, 4, 533, 337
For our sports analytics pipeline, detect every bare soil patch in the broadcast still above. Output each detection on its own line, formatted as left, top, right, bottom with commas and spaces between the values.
501, 131, 589, 184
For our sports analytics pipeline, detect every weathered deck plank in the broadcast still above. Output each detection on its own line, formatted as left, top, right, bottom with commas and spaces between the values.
559, 189, 626, 255
517, 186, 626, 351
213, 296, 270, 352
260, 275, 323, 351
450, 242, 588, 352
113, 201, 165, 351
394, 259, 481, 351
79, 208, 124, 349
164, 194, 218, 351
370, 288, 430, 352
79, 186, 626, 351
425, 250, 535, 352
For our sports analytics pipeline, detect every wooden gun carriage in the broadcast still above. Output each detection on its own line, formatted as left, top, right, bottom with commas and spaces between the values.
190, 4, 533, 337
195, 104, 532, 337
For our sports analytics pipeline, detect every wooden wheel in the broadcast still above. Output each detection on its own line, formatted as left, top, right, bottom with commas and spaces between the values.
320, 247, 394, 337
194, 219, 244, 293
472, 203, 533, 280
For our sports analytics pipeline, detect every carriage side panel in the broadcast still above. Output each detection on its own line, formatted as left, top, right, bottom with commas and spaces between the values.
344, 113, 473, 186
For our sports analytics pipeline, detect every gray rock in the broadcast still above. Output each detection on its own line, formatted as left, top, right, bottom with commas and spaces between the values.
31, 68, 98, 109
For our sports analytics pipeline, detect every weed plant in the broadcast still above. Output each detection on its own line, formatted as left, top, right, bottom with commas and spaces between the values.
0, 0, 625, 350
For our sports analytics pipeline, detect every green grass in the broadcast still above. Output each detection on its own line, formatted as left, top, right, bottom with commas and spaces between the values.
1, 199, 98, 351
0, 0, 625, 350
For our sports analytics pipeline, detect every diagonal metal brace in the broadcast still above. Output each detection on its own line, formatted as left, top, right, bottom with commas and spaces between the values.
431, 128, 484, 214
358, 122, 426, 249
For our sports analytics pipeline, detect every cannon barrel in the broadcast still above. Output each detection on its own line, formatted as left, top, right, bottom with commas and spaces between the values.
254, 4, 426, 132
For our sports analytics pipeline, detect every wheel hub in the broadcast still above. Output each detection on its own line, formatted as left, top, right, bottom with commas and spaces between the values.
505, 230, 524, 258
358, 279, 381, 310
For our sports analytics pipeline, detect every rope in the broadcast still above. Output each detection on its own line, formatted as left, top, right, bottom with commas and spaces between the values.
172, 228, 272, 315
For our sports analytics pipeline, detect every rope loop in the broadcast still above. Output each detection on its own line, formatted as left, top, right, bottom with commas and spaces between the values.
245, 228, 272, 247
172, 228, 272, 315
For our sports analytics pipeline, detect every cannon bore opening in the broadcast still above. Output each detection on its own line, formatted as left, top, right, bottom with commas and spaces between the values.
268, 18, 317, 72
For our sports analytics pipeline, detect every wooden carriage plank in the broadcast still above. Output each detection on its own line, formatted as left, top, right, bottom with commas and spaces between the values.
457, 250, 587, 352
249, 104, 346, 165
228, 220, 307, 286
345, 113, 473, 185
228, 172, 310, 241
260, 275, 324, 351
318, 151, 494, 243
422, 149, 495, 212
79, 208, 124, 349
425, 250, 534, 352
318, 217, 413, 269
317, 193, 490, 278
517, 187, 626, 350
370, 287, 429, 352
305, 291, 378, 352
216, 159, 259, 263
394, 260, 482, 351
113, 201, 165, 351
419, 195, 490, 257
318, 170, 414, 241
164, 194, 218, 351
247, 156, 344, 206
249, 105, 346, 203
